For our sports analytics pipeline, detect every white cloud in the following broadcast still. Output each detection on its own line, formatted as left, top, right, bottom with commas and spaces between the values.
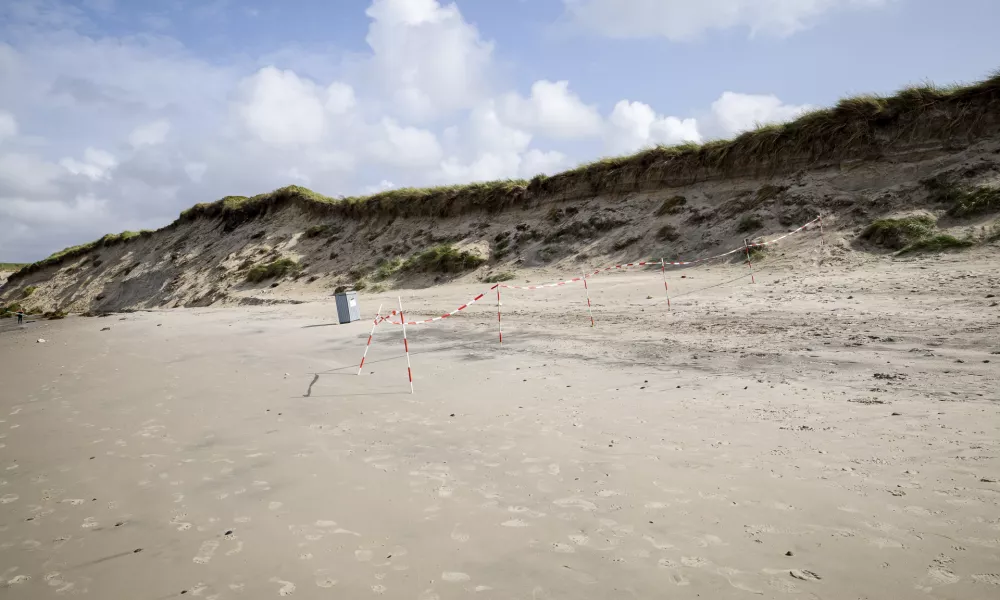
0, 0, 822, 264
521, 149, 569, 178
0, 110, 17, 141
0, 193, 107, 225
59, 147, 117, 181
236, 67, 328, 146
0, 153, 64, 195
364, 0, 494, 119
129, 119, 170, 147
325, 82, 356, 115
563, 0, 892, 40
468, 101, 532, 154
500, 80, 603, 139
710, 92, 814, 136
362, 179, 395, 194
184, 161, 207, 183
366, 118, 443, 168
606, 100, 701, 154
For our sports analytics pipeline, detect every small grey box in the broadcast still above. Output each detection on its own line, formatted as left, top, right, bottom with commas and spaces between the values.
334, 291, 361, 324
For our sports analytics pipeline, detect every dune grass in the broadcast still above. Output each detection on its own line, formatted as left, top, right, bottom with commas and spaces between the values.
481, 271, 516, 283
372, 258, 403, 281
861, 216, 937, 250
402, 245, 487, 274
737, 215, 764, 233
246, 258, 300, 283
21, 286, 37, 298
10, 230, 153, 279
8, 70, 1000, 282
900, 234, 976, 254
944, 186, 1000, 218
0, 263, 27, 272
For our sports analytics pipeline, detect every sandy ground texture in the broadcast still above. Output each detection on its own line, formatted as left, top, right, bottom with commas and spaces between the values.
1, 252, 998, 599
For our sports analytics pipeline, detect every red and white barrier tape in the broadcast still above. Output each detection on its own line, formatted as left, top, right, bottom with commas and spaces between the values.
380, 284, 499, 326
375, 215, 822, 325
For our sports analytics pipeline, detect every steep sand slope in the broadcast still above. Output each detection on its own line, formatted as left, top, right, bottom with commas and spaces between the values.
2, 73, 999, 314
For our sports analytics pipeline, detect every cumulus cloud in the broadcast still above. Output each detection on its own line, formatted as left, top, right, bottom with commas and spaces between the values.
364, 0, 494, 120
59, 147, 117, 181
709, 92, 814, 136
606, 100, 701, 154
0, 110, 17, 141
129, 119, 170, 147
563, 0, 892, 40
0, 153, 64, 196
366, 118, 443, 168
0, 193, 108, 225
0, 0, 821, 263
236, 67, 330, 146
500, 80, 603, 140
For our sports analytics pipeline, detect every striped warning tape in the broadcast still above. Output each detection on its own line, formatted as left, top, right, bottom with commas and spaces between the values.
380, 284, 500, 326
375, 216, 822, 325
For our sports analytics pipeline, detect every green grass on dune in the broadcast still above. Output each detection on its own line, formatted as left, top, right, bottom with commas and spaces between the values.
11, 230, 154, 280
861, 216, 937, 250
900, 234, 976, 254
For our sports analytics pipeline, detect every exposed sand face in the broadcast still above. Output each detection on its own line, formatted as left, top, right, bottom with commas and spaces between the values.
1, 254, 998, 598
4, 136, 1000, 316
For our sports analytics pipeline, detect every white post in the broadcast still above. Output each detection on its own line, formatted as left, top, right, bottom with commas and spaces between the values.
496, 285, 503, 345
660, 258, 671, 310
743, 238, 756, 285
357, 303, 383, 375
583, 275, 595, 327
398, 296, 414, 394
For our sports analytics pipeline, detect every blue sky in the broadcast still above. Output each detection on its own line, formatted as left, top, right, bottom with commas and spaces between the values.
1, 0, 998, 261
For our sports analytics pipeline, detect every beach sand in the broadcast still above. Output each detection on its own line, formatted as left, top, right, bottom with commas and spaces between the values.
1, 256, 998, 598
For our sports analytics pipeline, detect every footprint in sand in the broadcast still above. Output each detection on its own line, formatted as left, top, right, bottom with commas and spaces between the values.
0, 494, 18, 504
225, 541, 244, 556
450, 525, 470, 543
569, 534, 589, 546
442, 572, 470, 582
554, 498, 597, 511
194, 540, 219, 564
767, 577, 799, 593
552, 543, 575, 554
269, 578, 296, 596
371, 584, 387, 594
926, 568, 959, 585
681, 557, 707, 568
7, 575, 31, 585
81, 517, 98, 529
971, 574, 1000, 585
644, 535, 673, 550
789, 569, 822, 581
268, 502, 283, 511
501, 519, 529, 528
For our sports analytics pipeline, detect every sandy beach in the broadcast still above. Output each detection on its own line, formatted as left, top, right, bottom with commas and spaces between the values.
1, 255, 998, 599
